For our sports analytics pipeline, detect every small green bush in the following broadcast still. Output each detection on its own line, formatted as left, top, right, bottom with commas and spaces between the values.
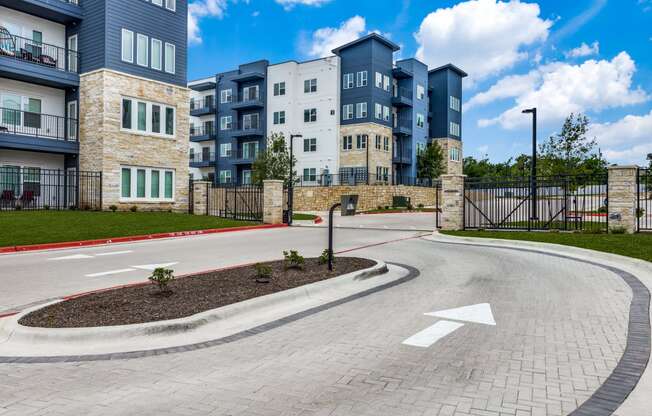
43, 204, 50, 210
417, 203, 424, 209
597, 206, 608, 213
14, 205, 22, 211
318, 249, 334, 265
384, 205, 389, 210
149, 268, 175, 293
254, 263, 272, 283
283, 250, 305, 270
130, 205, 138, 212
377, 205, 382, 211
636, 208, 645, 219
109, 205, 118, 212
83, 204, 91, 211
407, 203, 414, 211
610, 226, 627, 234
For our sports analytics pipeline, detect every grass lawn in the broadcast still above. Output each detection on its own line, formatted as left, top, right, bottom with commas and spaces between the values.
292, 213, 319, 221
0, 211, 257, 248
442, 230, 652, 263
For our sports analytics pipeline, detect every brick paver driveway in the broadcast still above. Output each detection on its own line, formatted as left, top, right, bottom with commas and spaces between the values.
0, 225, 633, 416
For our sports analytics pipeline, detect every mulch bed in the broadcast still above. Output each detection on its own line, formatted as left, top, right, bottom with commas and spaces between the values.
19, 257, 376, 328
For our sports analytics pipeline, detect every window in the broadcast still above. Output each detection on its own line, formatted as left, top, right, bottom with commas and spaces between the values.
136, 34, 148, 67
343, 104, 353, 120
383, 136, 389, 152
120, 166, 174, 201
121, 99, 132, 129
137, 102, 147, 131
243, 113, 259, 129
273, 111, 285, 125
242, 170, 252, 185
152, 0, 163, 5
304, 78, 317, 93
356, 102, 367, 118
416, 113, 425, 128
165, 108, 174, 135
121, 29, 133, 63
164, 43, 175, 74
303, 168, 317, 182
416, 142, 426, 155
375, 135, 381, 150
242, 141, 259, 159
67, 100, 78, 140
243, 85, 259, 101
23, 167, 41, 196
383, 75, 390, 92
67, 34, 78, 72
383, 106, 390, 122
376, 166, 389, 181
304, 108, 317, 122
417, 84, 425, 100
450, 147, 461, 162
356, 134, 367, 149
303, 138, 317, 152
220, 89, 232, 104
220, 143, 232, 157
151, 105, 161, 133
151, 38, 162, 70
273, 82, 286, 96
356, 71, 368, 87
343, 73, 354, 89
219, 170, 232, 184
450, 96, 461, 112
375, 103, 382, 119
342, 135, 353, 151
450, 121, 460, 137
165, 0, 176, 11
220, 116, 232, 130
24, 98, 41, 129
375, 72, 383, 88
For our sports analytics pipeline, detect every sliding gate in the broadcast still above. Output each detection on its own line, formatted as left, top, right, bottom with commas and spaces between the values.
464, 175, 608, 232
639, 168, 651, 231
207, 184, 263, 222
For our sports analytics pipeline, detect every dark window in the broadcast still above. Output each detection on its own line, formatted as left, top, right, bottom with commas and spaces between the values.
122, 99, 132, 129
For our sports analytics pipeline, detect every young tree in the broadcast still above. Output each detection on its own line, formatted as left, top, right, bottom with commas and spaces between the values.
252, 133, 296, 185
417, 141, 445, 180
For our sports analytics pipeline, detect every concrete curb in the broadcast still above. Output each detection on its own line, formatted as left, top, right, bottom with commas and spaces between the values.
0, 260, 396, 358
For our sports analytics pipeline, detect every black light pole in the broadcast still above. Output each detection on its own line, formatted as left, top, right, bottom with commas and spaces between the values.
522, 108, 538, 220
288, 134, 302, 225
328, 202, 341, 271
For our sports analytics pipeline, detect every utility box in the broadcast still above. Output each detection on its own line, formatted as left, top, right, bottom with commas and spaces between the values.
392, 196, 411, 208
341, 195, 359, 216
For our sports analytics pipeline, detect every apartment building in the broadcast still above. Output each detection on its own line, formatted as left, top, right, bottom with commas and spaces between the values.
0, 0, 189, 210
188, 76, 217, 182
187, 33, 465, 186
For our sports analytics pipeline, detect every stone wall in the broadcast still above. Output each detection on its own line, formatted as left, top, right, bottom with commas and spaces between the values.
339, 123, 392, 175
440, 174, 465, 231
263, 180, 284, 224
292, 185, 439, 212
608, 166, 638, 234
79, 69, 190, 212
434, 138, 463, 175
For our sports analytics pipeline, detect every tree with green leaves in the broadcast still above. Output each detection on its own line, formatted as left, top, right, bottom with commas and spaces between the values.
252, 133, 296, 185
417, 141, 445, 180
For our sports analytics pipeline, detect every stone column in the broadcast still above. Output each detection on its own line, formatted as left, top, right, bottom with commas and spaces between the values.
441, 174, 466, 231
263, 180, 284, 225
192, 181, 210, 216
608, 166, 639, 234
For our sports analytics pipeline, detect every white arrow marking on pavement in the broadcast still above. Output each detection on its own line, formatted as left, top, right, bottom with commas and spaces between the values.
85, 268, 136, 277
95, 250, 133, 257
131, 262, 178, 271
49, 254, 94, 261
402, 320, 465, 348
424, 303, 496, 326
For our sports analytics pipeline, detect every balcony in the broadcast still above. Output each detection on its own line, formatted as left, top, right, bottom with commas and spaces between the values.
391, 87, 413, 108
393, 118, 412, 136
0, 107, 78, 154
0, 0, 82, 24
392, 154, 412, 164
231, 71, 265, 83
190, 97, 215, 116
231, 147, 260, 164
231, 93, 264, 111
189, 151, 216, 168
392, 66, 413, 80
189, 125, 215, 142
230, 121, 264, 138
189, 80, 216, 92
0, 31, 79, 88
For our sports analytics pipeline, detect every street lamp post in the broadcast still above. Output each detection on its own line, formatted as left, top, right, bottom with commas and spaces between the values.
288, 134, 302, 226
522, 108, 538, 220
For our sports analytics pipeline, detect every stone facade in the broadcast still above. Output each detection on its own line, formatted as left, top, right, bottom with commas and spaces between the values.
434, 138, 463, 175
79, 69, 190, 212
192, 181, 210, 216
339, 123, 392, 178
263, 180, 284, 224
292, 185, 438, 212
440, 174, 465, 231
608, 166, 638, 234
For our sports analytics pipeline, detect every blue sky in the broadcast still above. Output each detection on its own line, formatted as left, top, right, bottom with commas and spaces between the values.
187, 0, 652, 165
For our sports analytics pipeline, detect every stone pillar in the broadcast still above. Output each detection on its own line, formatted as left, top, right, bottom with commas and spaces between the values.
608, 166, 639, 234
263, 180, 284, 225
192, 181, 210, 216
441, 174, 466, 231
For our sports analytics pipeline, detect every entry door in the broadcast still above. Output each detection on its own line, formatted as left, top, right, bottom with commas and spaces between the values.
67, 101, 78, 141
67, 35, 78, 72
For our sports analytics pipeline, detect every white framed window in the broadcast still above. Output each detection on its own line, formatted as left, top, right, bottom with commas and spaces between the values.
355, 102, 367, 118
416, 113, 425, 128
304, 78, 317, 93
356, 71, 367, 87
303, 138, 317, 152
383, 106, 390, 122
242, 170, 252, 185
450, 147, 461, 162
219, 170, 232, 184
121, 29, 134, 63
220, 143, 232, 157
67, 34, 78, 72
152, 0, 163, 5
243, 85, 259, 101
273, 82, 286, 96
121, 97, 175, 138
220, 115, 232, 130
375, 72, 382, 88
120, 165, 174, 202
273, 111, 285, 125
67, 100, 77, 140
136, 34, 148, 67
164, 42, 175, 74
151, 38, 162, 70
343, 73, 354, 89
383, 75, 390, 92
374, 103, 382, 119
450, 96, 461, 112
356, 134, 367, 149
165, 0, 176, 11
342, 135, 353, 151
417, 84, 425, 100
375, 135, 381, 150
304, 108, 317, 122
450, 121, 460, 137
342, 104, 353, 120
303, 168, 317, 182
220, 89, 232, 104
243, 113, 259, 129
383, 136, 389, 152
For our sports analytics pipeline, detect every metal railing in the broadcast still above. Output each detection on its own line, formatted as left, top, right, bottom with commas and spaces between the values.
0, 167, 101, 211
235, 91, 261, 103
190, 124, 215, 138
232, 147, 260, 161
393, 87, 413, 100
0, 33, 79, 73
204, 183, 263, 222
59, 0, 80, 4
393, 117, 412, 130
639, 168, 651, 231
292, 174, 438, 187
189, 151, 216, 164
190, 96, 215, 112
0, 108, 78, 142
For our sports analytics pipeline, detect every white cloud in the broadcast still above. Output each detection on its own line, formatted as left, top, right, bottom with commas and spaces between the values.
589, 110, 652, 164
276, 0, 332, 10
188, 0, 228, 44
564, 41, 599, 58
476, 52, 649, 129
414, 0, 552, 84
465, 72, 539, 110
305, 16, 367, 58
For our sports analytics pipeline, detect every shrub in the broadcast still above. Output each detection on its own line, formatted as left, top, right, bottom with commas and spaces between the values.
417, 203, 424, 209
14, 205, 22, 211
636, 207, 645, 219
377, 205, 382, 211
384, 205, 389, 210
149, 268, 175, 293
610, 226, 627, 234
407, 203, 414, 211
318, 249, 334, 265
130, 205, 138, 212
83, 204, 91, 211
43, 204, 50, 210
597, 206, 608, 214
283, 250, 305, 270
254, 263, 272, 283
109, 205, 118, 212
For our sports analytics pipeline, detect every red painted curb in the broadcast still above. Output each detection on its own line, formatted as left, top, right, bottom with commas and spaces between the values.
314, 216, 323, 224
0, 224, 288, 254
0, 311, 18, 319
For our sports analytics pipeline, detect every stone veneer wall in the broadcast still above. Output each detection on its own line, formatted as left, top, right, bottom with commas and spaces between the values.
293, 185, 439, 212
608, 166, 639, 234
339, 123, 392, 175
434, 138, 463, 175
79, 69, 190, 212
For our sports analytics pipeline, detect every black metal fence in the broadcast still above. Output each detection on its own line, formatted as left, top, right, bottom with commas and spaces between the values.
293, 173, 438, 188
0, 167, 101, 211
639, 168, 651, 232
0, 108, 78, 141
205, 183, 263, 222
464, 175, 608, 231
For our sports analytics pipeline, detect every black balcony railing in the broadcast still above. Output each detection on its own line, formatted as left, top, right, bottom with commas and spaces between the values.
190, 96, 215, 112
393, 87, 413, 100
189, 151, 216, 164
235, 91, 261, 103
61, 0, 80, 4
190, 125, 215, 138
0, 32, 79, 73
234, 147, 260, 161
222, 120, 261, 133
0, 108, 78, 142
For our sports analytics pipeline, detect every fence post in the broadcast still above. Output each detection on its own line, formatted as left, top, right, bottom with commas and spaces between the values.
607, 165, 639, 234
263, 180, 284, 225
191, 180, 210, 216
440, 174, 466, 231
